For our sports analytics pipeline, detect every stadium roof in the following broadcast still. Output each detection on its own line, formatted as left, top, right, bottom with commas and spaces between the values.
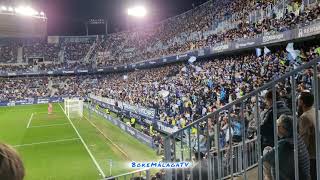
33, 0, 208, 36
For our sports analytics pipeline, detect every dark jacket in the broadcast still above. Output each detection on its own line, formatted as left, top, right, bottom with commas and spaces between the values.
263, 138, 295, 180
297, 135, 311, 180
192, 160, 208, 180
262, 136, 310, 180
261, 101, 291, 148
318, 76, 320, 110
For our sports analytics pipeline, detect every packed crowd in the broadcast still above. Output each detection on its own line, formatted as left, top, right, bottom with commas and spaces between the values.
23, 39, 60, 62
1, 0, 320, 70
120, 50, 319, 180
160, 89, 319, 180
92, 0, 320, 67
0, 41, 19, 63
164, 69, 319, 179
63, 39, 94, 62
0, 0, 320, 179
1, 40, 319, 142
0, 37, 95, 72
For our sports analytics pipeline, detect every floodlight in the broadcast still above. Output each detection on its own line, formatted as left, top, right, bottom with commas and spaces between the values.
1, 6, 7, 11
40, 11, 45, 16
8, 6, 13, 12
127, 6, 146, 17
15, 6, 38, 16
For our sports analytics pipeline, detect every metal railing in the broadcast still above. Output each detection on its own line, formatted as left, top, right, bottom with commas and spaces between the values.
164, 57, 320, 180
103, 168, 150, 180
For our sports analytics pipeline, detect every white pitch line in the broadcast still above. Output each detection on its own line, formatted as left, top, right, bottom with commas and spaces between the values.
34, 112, 50, 114
58, 103, 106, 178
13, 138, 80, 147
0, 108, 44, 113
30, 123, 70, 128
26, 113, 34, 128
83, 116, 130, 160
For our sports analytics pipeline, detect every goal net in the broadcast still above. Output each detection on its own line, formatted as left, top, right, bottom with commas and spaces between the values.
64, 98, 84, 119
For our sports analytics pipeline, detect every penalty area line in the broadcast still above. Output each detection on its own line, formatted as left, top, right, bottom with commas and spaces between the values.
83, 115, 131, 161
0, 108, 45, 112
30, 123, 70, 128
13, 138, 80, 147
58, 103, 106, 178
26, 113, 34, 128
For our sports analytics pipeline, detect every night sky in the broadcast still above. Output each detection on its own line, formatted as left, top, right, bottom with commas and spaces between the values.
31, 0, 208, 36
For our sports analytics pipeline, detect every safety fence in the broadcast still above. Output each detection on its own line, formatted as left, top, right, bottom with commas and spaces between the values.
103, 138, 258, 180
103, 58, 319, 180
103, 168, 150, 180
164, 57, 320, 180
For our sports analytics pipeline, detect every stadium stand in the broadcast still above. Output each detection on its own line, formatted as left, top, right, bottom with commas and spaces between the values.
0, 0, 320, 179
0, 41, 19, 63
1, 41, 320, 143
0, 0, 319, 70
23, 39, 60, 62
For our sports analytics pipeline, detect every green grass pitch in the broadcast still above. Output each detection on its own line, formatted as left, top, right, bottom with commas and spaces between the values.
0, 103, 159, 180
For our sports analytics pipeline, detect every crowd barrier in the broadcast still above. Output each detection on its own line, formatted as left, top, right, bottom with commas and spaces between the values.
164, 57, 320, 180
103, 169, 151, 180
103, 138, 258, 180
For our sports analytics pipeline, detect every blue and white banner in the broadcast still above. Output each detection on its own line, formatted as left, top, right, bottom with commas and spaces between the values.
264, 46, 271, 56
255, 48, 262, 57
286, 42, 299, 61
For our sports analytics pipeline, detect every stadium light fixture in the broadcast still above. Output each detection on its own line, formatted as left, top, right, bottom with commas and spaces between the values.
0, 5, 44, 18
1, 6, 7, 11
8, 6, 13, 12
127, 6, 147, 17
15, 6, 38, 16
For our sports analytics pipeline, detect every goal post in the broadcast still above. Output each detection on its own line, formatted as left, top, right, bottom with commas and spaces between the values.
64, 98, 84, 119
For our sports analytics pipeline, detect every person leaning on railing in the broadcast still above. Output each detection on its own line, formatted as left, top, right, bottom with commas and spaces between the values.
0, 143, 25, 180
